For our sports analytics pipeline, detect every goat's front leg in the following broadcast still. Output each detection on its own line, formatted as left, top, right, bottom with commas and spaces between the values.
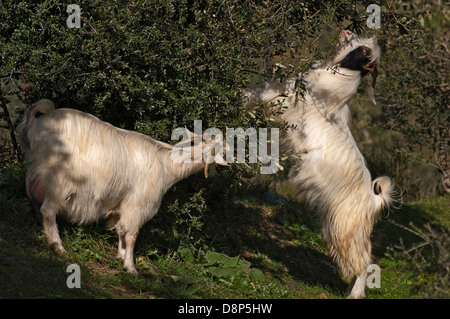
122, 232, 138, 276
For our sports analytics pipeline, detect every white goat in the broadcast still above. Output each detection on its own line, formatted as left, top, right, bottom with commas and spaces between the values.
244, 30, 396, 298
18, 99, 227, 275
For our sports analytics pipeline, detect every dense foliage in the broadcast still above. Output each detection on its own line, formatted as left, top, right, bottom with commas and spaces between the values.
1, 0, 327, 135
376, 1, 449, 196
1, 0, 448, 197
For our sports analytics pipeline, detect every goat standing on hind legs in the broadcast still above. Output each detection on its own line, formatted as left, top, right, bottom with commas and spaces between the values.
18, 100, 228, 276
244, 30, 397, 298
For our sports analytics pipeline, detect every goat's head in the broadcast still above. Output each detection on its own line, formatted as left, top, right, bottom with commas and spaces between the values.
172, 127, 230, 178
333, 30, 380, 72
331, 30, 381, 104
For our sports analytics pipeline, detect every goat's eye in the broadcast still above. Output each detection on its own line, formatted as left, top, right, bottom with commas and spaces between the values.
361, 46, 370, 56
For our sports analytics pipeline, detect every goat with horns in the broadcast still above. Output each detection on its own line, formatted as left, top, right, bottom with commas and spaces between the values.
18, 100, 228, 276
244, 30, 397, 299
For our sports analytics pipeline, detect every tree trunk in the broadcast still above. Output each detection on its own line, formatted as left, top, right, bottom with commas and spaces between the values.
0, 98, 22, 161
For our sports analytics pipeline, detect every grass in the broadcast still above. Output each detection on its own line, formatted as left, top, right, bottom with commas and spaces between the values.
0, 157, 449, 299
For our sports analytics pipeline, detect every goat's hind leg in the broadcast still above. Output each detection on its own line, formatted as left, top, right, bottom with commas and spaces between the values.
40, 201, 66, 254
347, 270, 367, 299
114, 223, 126, 261
122, 231, 138, 276
116, 203, 158, 276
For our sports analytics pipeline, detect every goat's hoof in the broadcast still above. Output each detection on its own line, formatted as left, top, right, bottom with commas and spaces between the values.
127, 268, 138, 277
124, 265, 139, 277
49, 242, 67, 255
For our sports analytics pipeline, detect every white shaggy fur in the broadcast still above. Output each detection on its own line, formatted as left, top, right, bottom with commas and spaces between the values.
245, 31, 395, 298
18, 100, 227, 275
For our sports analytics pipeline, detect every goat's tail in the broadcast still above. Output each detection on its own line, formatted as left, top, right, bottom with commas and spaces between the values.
18, 99, 55, 153
371, 176, 399, 220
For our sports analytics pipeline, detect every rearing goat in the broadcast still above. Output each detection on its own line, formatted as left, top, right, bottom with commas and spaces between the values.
18, 99, 228, 275
244, 30, 396, 298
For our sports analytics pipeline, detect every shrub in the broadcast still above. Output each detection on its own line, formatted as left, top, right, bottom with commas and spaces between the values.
387, 222, 450, 298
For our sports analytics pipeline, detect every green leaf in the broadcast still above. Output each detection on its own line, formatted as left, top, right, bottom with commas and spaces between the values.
205, 251, 227, 266
208, 267, 239, 280
249, 268, 265, 282
177, 245, 196, 263
222, 256, 240, 268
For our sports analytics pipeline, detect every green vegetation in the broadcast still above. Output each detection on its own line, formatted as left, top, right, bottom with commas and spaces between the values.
0, 0, 448, 299
1, 158, 448, 298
